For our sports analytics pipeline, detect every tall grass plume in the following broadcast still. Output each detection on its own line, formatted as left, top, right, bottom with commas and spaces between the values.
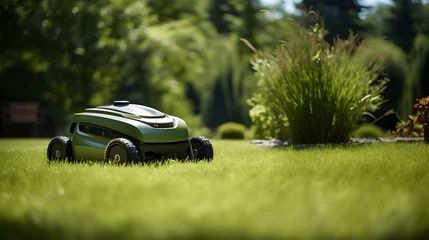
244, 13, 387, 144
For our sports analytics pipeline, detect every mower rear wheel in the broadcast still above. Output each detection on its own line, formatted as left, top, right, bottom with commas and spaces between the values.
47, 136, 73, 161
190, 136, 213, 161
104, 138, 140, 164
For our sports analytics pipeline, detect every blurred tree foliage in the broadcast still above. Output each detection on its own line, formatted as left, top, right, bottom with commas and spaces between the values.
2, 0, 157, 110
354, 39, 408, 129
2, 0, 429, 134
197, 0, 294, 128
0, 0, 293, 133
403, 34, 429, 117
362, 0, 429, 119
366, 0, 420, 52
296, 0, 366, 43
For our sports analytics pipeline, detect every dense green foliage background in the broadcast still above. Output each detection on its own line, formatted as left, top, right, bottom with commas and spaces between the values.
1, 0, 429, 136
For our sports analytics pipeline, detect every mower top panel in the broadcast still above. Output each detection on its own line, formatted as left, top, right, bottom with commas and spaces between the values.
96, 101, 166, 118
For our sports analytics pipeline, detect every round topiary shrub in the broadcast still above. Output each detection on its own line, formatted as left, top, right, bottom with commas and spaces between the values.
352, 124, 386, 139
217, 122, 247, 139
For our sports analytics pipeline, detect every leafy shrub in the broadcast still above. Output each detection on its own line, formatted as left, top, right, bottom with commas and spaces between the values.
414, 96, 429, 123
217, 122, 247, 139
248, 93, 290, 140
352, 124, 386, 139
243, 15, 387, 144
393, 96, 429, 138
392, 115, 425, 137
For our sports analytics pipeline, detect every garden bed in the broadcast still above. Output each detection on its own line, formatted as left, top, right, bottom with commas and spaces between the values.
252, 137, 425, 149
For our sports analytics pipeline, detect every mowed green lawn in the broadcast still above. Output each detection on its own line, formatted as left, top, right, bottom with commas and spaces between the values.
0, 139, 428, 239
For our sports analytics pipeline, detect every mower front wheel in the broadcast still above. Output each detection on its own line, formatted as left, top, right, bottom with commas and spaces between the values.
104, 138, 140, 164
190, 136, 213, 161
47, 136, 73, 161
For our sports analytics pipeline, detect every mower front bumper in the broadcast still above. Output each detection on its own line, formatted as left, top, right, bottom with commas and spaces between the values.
139, 140, 193, 161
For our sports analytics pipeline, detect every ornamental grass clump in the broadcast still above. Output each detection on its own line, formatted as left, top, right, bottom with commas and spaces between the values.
244, 14, 387, 144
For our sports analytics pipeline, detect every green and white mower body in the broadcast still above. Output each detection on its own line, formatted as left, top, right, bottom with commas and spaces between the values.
47, 101, 213, 163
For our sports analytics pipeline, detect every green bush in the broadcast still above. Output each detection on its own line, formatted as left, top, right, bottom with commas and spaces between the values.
352, 124, 386, 139
392, 96, 429, 138
248, 94, 290, 140
217, 122, 247, 139
392, 115, 425, 138
244, 16, 387, 144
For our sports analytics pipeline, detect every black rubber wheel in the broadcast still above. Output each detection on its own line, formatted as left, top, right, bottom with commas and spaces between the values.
104, 138, 140, 164
47, 136, 73, 161
190, 136, 213, 161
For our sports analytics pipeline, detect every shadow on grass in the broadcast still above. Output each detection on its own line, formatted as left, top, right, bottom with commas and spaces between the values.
2, 217, 429, 240
0, 217, 269, 240
47, 157, 210, 168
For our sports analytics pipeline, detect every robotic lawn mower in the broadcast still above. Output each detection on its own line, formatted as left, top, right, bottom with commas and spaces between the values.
47, 101, 213, 163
